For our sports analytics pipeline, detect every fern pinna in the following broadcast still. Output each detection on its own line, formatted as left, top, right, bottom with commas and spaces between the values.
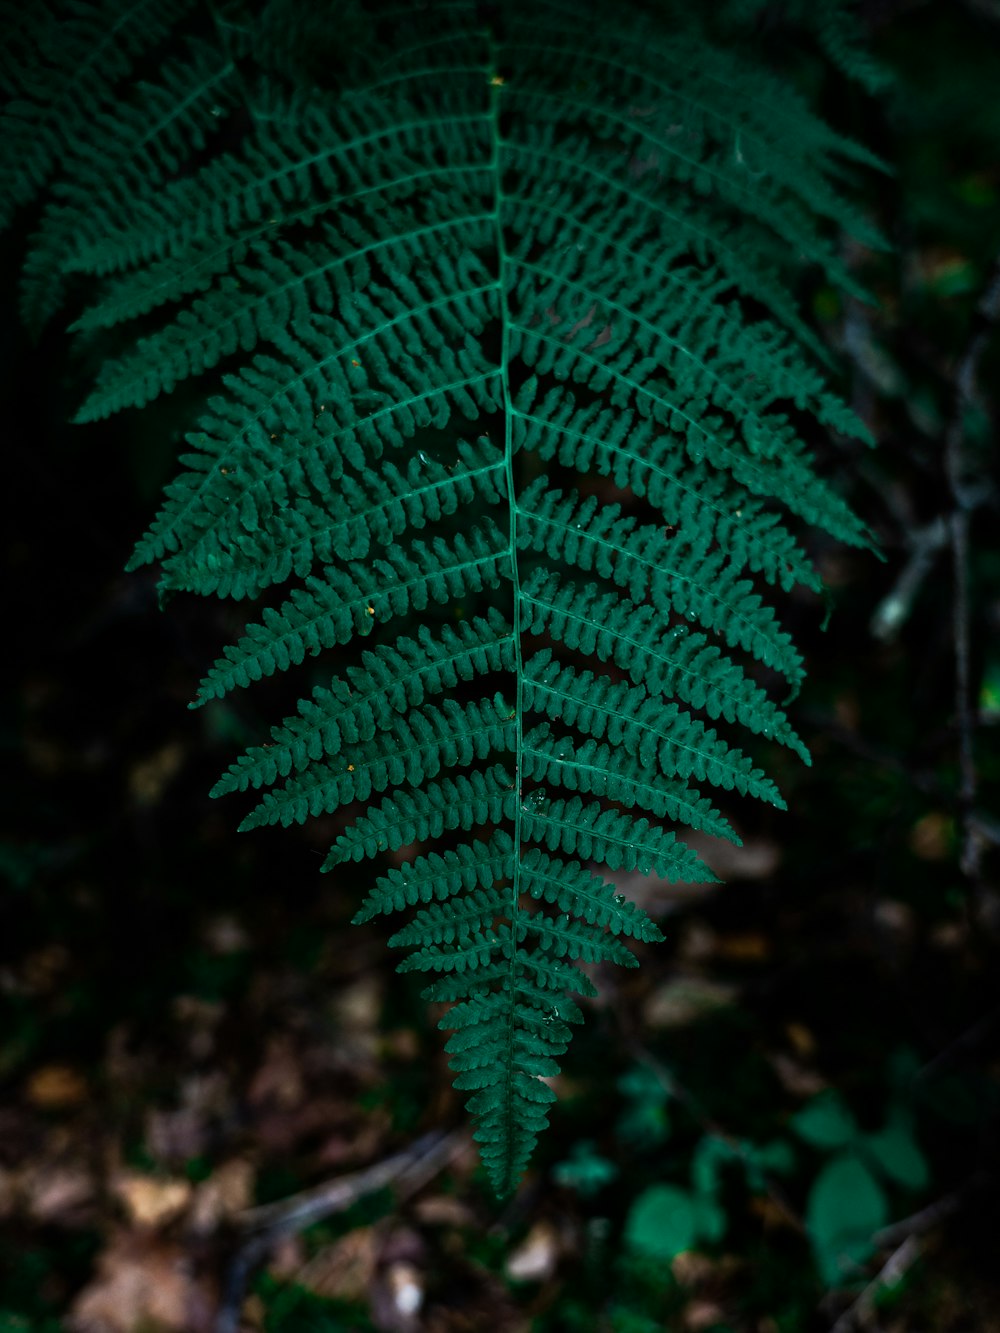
3, 0, 880, 1194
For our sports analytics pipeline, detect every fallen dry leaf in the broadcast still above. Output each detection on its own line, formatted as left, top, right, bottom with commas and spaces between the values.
505, 1219, 560, 1282
330, 974, 384, 1060
643, 977, 738, 1028
145, 1105, 209, 1166
240, 1293, 266, 1329
69, 1232, 212, 1332
671, 1251, 716, 1288
413, 1194, 476, 1228
247, 1035, 305, 1109
916, 812, 966, 865
873, 898, 916, 947
297, 1225, 378, 1302
677, 921, 718, 962
201, 913, 249, 954
785, 1022, 817, 1058
256, 1092, 358, 1155
113, 1171, 191, 1228
750, 1194, 801, 1230
128, 741, 185, 805
768, 1052, 827, 1099
685, 1300, 727, 1330
189, 1158, 255, 1233
27, 1163, 94, 1223
316, 1103, 391, 1166
21, 944, 70, 994
171, 996, 224, 1064
264, 1234, 308, 1280
382, 1026, 421, 1060
25, 1064, 88, 1109
713, 932, 771, 961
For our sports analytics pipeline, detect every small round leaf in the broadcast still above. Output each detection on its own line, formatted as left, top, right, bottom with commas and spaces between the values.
625, 1184, 697, 1260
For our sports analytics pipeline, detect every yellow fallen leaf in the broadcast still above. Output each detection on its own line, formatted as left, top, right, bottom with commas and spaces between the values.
505, 1220, 559, 1282
113, 1172, 191, 1228
189, 1159, 255, 1233
25, 1064, 88, 1109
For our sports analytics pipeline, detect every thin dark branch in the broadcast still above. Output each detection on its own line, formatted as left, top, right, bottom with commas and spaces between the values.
870, 515, 948, 641
914, 1004, 1000, 1083
826, 1175, 986, 1331
828, 1234, 923, 1333
872, 1183, 973, 1249
214, 1129, 463, 1333
944, 260, 1000, 882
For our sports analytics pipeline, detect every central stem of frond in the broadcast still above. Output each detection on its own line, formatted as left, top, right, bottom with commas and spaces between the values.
488, 43, 523, 1186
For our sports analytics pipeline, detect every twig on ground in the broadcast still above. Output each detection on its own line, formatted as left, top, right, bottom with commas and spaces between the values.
214, 1128, 463, 1333
914, 1005, 1000, 1084
829, 1233, 922, 1333
944, 260, 1000, 882
870, 515, 948, 641
826, 1175, 984, 1331
872, 1184, 971, 1250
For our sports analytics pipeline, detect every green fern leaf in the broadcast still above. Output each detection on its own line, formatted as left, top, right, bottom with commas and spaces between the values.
2, 0, 881, 1195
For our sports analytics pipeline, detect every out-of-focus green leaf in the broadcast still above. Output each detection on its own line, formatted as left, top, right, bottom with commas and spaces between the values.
617, 1065, 671, 1149
624, 1185, 697, 1261
791, 1091, 858, 1150
863, 1112, 929, 1190
691, 1193, 728, 1245
691, 1134, 739, 1196
554, 1141, 619, 1197
806, 1151, 888, 1286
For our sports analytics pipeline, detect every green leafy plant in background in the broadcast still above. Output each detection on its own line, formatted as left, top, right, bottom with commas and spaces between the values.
792, 1085, 928, 1284
619, 1093, 796, 1264
554, 1051, 933, 1312
617, 1062, 673, 1149
1, 0, 883, 1194
553, 1139, 619, 1197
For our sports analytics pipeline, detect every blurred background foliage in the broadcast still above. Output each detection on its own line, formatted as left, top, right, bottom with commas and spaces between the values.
1, 0, 999, 1329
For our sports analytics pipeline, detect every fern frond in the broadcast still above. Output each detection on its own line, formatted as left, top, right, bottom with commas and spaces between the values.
5, 0, 881, 1194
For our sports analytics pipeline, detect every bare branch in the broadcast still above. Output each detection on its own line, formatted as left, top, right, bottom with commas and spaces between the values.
945, 260, 1000, 881
214, 1129, 463, 1333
